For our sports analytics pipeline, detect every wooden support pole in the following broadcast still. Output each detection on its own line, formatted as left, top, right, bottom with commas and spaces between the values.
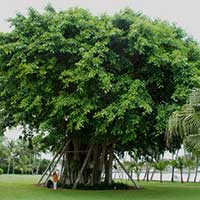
73, 144, 94, 189
43, 141, 71, 185
114, 154, 140, 189
37, 148, 62, 185
37, 140, 70, 185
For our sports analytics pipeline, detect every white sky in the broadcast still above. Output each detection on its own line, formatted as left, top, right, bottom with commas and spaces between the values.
0, 0, 200, 41
4, 126, 22, 141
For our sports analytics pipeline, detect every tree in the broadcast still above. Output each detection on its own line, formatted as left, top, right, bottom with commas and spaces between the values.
4, 139, 16, 174
152, 160, 168, 183
170, 159, 178, 182
0, 137, 6, 159
167, 89, 200, 142
123, 160, 144, 181
167, 89, 200, 182
184, 156, 195, 182
173, 157, 185, 183
132, 161, 144, 182
0, 6, 200, 186
184, 138, 200, 182
167, 137, 182, 182
0, 136, 49, 174
0, 137, 7, 168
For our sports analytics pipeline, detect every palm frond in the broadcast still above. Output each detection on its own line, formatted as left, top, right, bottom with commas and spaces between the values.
184, 134, 200, 153
166, 89, 200, 146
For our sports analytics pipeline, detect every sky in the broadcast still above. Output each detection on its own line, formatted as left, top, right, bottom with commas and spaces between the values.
2, 0, 200, 140
0, 0, 200, 41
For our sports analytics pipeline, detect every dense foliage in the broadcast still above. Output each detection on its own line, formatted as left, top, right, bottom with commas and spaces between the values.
0, 6, 200, 185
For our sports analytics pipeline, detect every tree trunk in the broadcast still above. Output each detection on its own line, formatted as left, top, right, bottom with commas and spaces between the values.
73, 144, 94, 189
143, 165, 149, 181
171, 166, 174, 182
187, 168, 191, 182
160, 170, 162, 183
175, 149, 179, 159
12, 158, 15, 174
137, 172, 140, 181
194, 156, 199, 183
7, 159, 11, 174
99, 143, 106, 179
171, 152, 174, 182
150, 168, 156, 181
61, 142, 74, 185
180, 168, 183, 183
146, 166, 150, 182
36, 159, 41, 175
143, 170, 147, 181
91, 145, 101, 185
104, 146, 113, 185
57, 140, 114, 187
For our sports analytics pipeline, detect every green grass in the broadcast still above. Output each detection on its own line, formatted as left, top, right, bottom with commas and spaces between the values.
1, 175, 200, 200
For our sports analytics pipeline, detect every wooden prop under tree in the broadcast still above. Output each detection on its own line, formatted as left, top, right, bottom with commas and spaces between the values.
59, 140, 111, 187
37, 140, 71, 185
38, 140, 139, 189
114, 155, 139, 189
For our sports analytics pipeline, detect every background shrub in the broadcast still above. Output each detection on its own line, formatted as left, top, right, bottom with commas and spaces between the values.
0, 168, 4, 175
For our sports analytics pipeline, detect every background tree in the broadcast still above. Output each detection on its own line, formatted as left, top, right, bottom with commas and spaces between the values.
131, 161, 144, 181
173, 157, 185, 183
167, 89, 200, 182
184, 138, 200, 182
184, 155, 195, 182
127, 152, 145, 181
152, 160, 168, 183
0, 136, 50, 175
0, 6, 200, 186
0, 137, 7, 168
4, 140, 16, 174
167, 89, 200, 145
123, 160, 144, 181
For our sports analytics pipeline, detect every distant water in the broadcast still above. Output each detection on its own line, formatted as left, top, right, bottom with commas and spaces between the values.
112, 170, 200, 182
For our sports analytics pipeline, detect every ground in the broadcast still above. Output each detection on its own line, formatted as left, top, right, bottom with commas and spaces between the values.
1, 175, 200, 200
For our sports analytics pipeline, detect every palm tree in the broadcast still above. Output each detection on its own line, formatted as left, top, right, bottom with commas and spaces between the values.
170, 159, 178, 182
184, 138, 200, 182
152, 160, 168, 183
143, 162, 151, 182
167, 89, 200, 140
123, 160, 144, 181
4, 139, 16, 174
184, 156, 195, 182
0, 137, 6, 161
131, 161, 144, 181
174, 157, 185, 183
170, 157, 185, 183
167, 89, 200, 182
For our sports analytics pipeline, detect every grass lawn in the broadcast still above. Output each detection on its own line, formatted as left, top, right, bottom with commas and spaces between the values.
1, 175, 200, 200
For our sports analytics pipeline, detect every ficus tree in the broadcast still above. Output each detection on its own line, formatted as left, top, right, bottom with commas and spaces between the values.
0, 5, 200, 186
